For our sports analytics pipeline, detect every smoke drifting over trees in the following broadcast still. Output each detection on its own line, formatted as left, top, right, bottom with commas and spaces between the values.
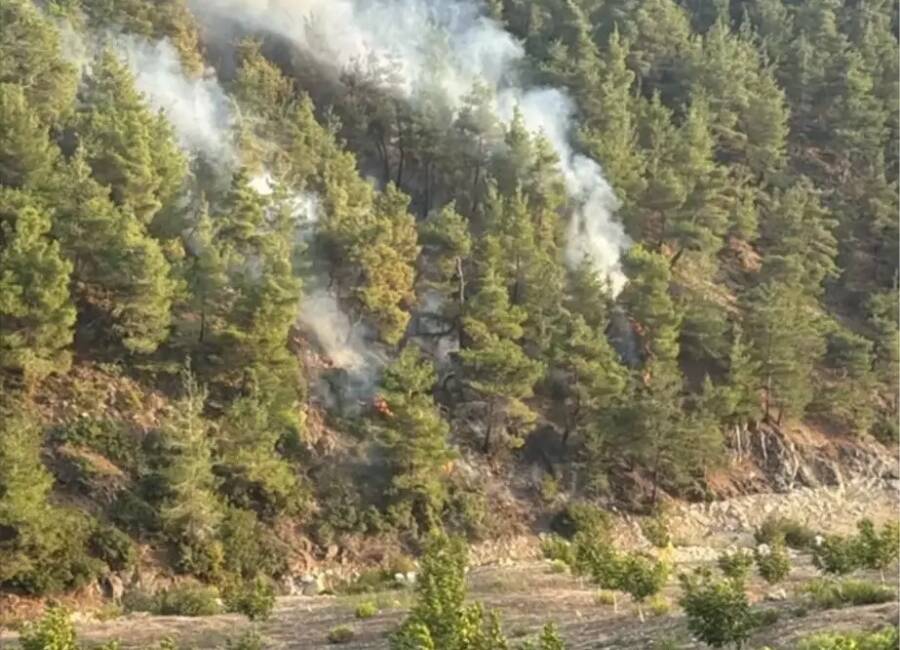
1, 0, 896, 611
189, 0, 630, 288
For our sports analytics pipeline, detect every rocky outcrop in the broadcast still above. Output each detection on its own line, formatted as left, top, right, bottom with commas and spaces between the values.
670, 477, 899, 547
728, 422, 895, 494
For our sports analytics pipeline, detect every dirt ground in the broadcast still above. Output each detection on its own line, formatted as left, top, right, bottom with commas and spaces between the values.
2, 556, 896, 650
2, 480, 897, 649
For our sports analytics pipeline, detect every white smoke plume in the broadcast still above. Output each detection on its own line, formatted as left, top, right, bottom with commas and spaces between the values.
189, 0, 630, 291
250, 171, 376, 381
114, 36, 236, 168
501, 88, 630, 293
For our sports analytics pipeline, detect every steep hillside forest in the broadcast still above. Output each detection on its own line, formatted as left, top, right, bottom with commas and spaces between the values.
0, 0, 897, 610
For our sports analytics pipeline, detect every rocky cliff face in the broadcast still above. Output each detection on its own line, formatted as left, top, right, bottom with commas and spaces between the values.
722, 422, 897, 496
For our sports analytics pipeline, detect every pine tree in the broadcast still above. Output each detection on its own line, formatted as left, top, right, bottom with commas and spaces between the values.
373, 345, 456, 533
183, 202, 227, 345
743, 265, 827, 423
451, 83, 504, 217
619, 245, 682, 364
761, 180, 838, 295
814, 328, 877, 434
0, 83, 59, 191
77, 49, 187, 227
565, 259, 612, 331
210, 171, 303, 402
0, 400, 56, 586
553, 314, 627, 447
0, 398, 92, 595
0, 0, 77, 126
354, 184, 419, 345
583, 29, 646, 210
459, 252, 544, 453
52, 151, 177, 354
217, 381, 300, 518
724, 326, 764, 429
664, 93, 730, 264
0, 189, 75, 383
418, 202, 472, 333
833, 49, 888, 172
484, 189, 564, 350
160, 369, 223, 577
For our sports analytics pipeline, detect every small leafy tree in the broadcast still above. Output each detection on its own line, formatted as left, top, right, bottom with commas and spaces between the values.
519, 623, 566, 650
812, 534, 862, 577
717, 549, 754, 582
20, 606, 77, 650
159, 368, 223, 578
392, 532, 564, 650
679, 569, 754, 649
618, 552, 670, 622
571, 533, 623, 611
223, 575, 276, 621
856, 519, 900, 583
755, 540, 791, 584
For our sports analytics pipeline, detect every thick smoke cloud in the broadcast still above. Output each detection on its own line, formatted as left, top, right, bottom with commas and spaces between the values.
116, 36, 236, 168
189, 0, 630, 290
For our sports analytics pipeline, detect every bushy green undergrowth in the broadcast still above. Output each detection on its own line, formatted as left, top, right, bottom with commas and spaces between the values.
327, 625, 355, 644
796, 626, 899, 650
150, 582, 224, 616
754, 516, 817, 549
802, 578, 895, 609
354, 600, 378, 619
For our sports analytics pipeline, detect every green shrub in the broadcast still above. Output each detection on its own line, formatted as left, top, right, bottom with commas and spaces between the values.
337, 568, 396, 595
110, 489, 161, 535
89, 523, 136, 571
569, 533, 618, 585
2, 510, 104, 596
802, 578, 895, 609
154, 582, 223, 616
224, 576, 276, 621
639, 512, 671, 548
755, 540, 791, 584
355, 600, 378, 619
20, 607, 77, 650
547, 559, 569, 574
312, 478, 370, 546
327, 625, 355, 644
618, 553, 670, 621
541, 535, 575, 567
220, 507, 288, 580
444, 485, 490, 540
752, 608, 781, 628
647, 594, 671, 617
550, 502, 611, 539
856, 519, 900, 579
49, 418, 139, 470
594, 590, 616, 606
797, 626, 900, 650
171, 537, 225, 582
679, 569, 754, 649
754, 516, 817, 549
518, 623, 567, 650
812, 534, 863, 576
870, 412, 899, 446
226, 628, 265, 650
717, 549, 754, 581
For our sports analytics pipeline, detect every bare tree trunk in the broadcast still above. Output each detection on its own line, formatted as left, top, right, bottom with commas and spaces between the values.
483, 399, 495, 453
456, 257, 466, 306
396, 141, 406, 188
